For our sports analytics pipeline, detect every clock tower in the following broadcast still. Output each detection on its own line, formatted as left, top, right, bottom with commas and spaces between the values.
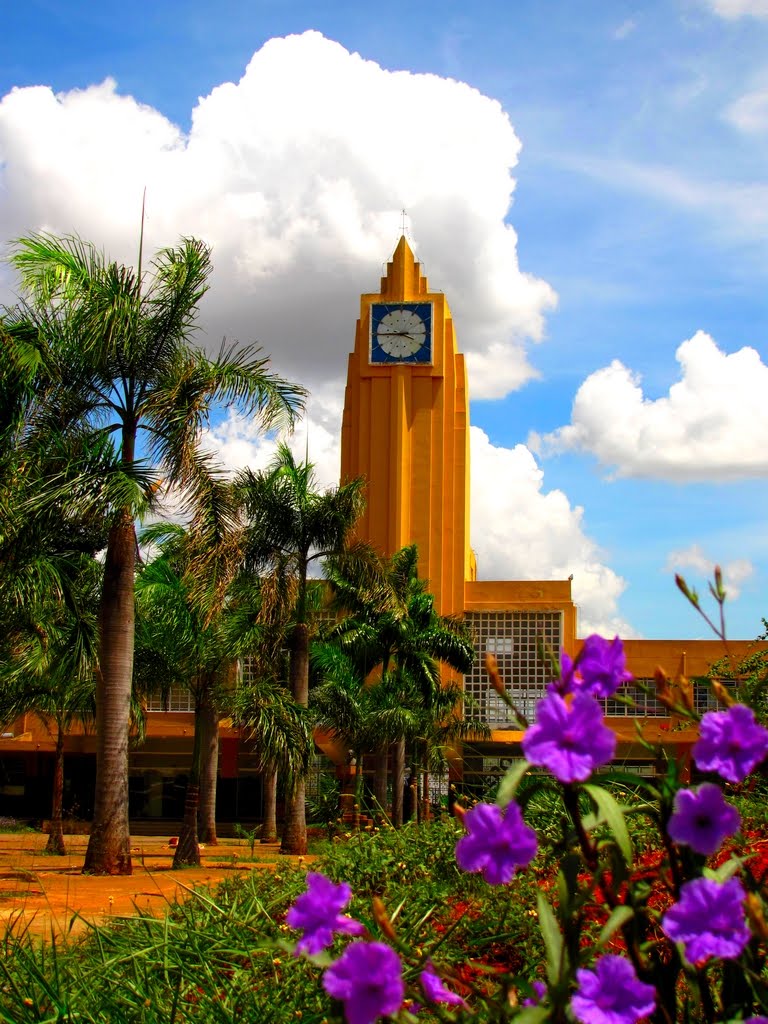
340, 236, 475, 617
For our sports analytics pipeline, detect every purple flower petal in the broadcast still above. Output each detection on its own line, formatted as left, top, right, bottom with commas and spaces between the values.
693, 705, 768, 784
523, 980, 547, 1007
323, 942, 404, 1024
571, 955, 655, 1024
455, 801, 538, 884
523, 691, 616, 783
287, 872, 365, 955
661, 876, 750, 963
576, 635, 633, 698
667, 783, 741, 856
420, 965, 466, 1007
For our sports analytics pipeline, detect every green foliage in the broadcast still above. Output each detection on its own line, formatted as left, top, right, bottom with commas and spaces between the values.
319, 819, 468, 895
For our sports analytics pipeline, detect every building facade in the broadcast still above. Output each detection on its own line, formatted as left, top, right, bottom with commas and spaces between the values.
0, 236, 761, 822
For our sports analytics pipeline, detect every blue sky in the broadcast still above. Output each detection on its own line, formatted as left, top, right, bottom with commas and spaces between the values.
2, 0, 767, 640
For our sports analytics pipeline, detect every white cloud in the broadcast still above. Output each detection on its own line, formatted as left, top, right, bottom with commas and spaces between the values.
725, 87, 768, 133
534, 331, 768, 480
704, 0, 768, 17
468, 428, 636, 637
562, 155, 768, 239
0, 31, 556, 400
665, 544, 754, 600
0, 31, 632, 633
201, 413, 634, 637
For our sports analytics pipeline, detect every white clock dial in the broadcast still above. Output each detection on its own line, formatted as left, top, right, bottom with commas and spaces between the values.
376, 310, 426, 358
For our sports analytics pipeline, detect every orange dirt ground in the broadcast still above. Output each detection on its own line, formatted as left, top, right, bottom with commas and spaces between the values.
0, 832, 312, 939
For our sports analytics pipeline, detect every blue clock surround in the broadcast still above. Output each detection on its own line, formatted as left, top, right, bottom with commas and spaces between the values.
370, 302, 433, 364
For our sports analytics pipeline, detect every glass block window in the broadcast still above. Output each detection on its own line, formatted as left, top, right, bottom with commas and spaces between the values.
602, 681, 667, 717
463, 611, 562, 725
240, 656, 258, 689
146, 685, 195, 713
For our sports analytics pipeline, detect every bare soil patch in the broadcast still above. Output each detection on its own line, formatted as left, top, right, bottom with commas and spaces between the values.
0, 832, 310, 938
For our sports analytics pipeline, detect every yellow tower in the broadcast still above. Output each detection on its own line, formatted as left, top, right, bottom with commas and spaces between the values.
340, 236, 474, 617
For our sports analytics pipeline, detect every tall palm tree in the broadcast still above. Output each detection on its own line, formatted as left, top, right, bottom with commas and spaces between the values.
234, 444, 366, 854
6, 233, 305, 874
134, 526, 233, 867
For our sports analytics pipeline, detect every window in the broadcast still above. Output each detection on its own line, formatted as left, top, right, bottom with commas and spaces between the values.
146, 685, 195, 713
463, 611, 562, 726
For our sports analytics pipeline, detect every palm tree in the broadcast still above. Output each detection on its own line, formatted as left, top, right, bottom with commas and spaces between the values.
234, 445, 366, 854
0, 554, 100, 855
311, 642, 416, 814
134, 526, 234, 867
326, 545, 476, 824
6, 233, 305, 873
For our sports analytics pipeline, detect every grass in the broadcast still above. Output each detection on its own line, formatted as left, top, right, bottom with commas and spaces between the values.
0, 820, 545, 1023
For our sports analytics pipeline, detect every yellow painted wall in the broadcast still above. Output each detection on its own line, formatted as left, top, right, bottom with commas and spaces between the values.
340, 236, 470, 617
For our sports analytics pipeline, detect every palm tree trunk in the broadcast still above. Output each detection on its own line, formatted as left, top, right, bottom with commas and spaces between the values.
373, 748, 388, 818
174, 688, 205, 867
392, 738, 405, 827
422, 763, 431, 822
46, 722, 66, 856
197, 694, 219, 845
281, 621, 309, 855
261, 767, 278, 842
83, 507, 135, 875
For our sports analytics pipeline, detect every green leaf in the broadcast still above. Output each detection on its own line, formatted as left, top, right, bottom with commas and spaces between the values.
596, 770, 661, 800
583, 783, 633, 868
496, 759, 531, 808
536, 892, 564, 986
705, 856, 745, 882
597, 905, 634, 948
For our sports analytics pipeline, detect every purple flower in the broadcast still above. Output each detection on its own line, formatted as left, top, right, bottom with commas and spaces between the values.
455, 800, 538, 884
420, 964, 466, 1007
523, 980, 547, 1007
286, 872, 365, 955
667, 783, 741, 855
576, 635, 633, 698
571, 955, 655, 1024
322, 941, 404, 1024
523, 691, 616, 783
693, 705, 768, 784
661, 876, 750, 963
552, 649, 580, 695
745, 1017, 768, 1023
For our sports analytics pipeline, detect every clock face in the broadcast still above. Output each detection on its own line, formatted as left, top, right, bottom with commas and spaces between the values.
370, 303, 432, 364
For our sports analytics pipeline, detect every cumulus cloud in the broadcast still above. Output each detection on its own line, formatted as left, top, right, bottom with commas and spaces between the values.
665, 544, 754, 600
703, 0, 768, 17
468, 428, 635, 637
0, 31, 632, 631
199, 412, 633, 636
725, 87, 768, 133
0, 31, 555, 399
533, 331, 768, 480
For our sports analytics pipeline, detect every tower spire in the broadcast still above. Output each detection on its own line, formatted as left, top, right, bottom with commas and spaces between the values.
380, 234, 428, 301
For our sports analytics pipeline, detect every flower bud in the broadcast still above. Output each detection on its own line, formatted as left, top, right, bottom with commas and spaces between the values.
711, 680, 736, 708
372, 895, 397, 941
654, 667, 678, 712
677, 675, 695, 714
745, 892, 768, 942
675, 574, 699, 605
485, 652, 505, 697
